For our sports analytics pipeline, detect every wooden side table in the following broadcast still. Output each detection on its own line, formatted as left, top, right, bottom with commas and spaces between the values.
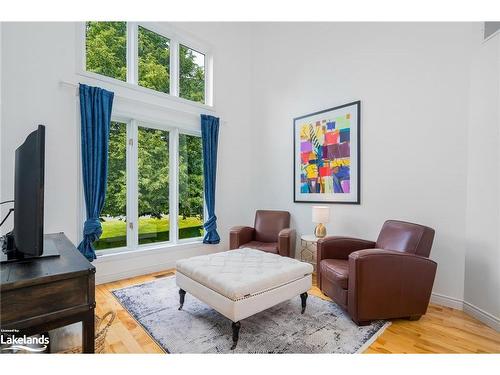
300, 234, 319, 270
1, 233, 96, 353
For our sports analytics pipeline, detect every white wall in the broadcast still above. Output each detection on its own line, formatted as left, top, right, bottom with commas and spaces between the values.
249, 22, 480, 304
0, 23, 3, 227
1, 23, 78, 240
464, 32, 500, 328
0, 22, 255, 283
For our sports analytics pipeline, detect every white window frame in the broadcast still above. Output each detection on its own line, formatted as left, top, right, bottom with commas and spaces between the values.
76, 21, 214, 107
91, 115, 206, 257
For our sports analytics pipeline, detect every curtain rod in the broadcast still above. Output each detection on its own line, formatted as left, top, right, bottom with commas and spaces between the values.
59, 80, 221, 120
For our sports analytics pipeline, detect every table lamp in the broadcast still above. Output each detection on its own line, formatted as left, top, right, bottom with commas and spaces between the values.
312, 206, 330, 238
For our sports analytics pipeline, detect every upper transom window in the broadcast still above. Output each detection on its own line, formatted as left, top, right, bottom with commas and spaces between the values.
84, 22, 210, 105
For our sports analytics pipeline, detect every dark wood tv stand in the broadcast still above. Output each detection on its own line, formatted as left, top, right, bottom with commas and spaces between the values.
0, 233, 96, 353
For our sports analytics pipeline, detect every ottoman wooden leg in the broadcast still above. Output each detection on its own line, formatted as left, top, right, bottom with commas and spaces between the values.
300, 292, 308, 314
231, 321, 241, 350
178, 289, 186, 310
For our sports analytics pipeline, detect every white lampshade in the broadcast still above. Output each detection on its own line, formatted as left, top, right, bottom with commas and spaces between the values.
312, 206, 330, 224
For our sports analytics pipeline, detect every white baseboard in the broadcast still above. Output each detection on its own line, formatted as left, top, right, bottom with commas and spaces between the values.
430, 292, 499, 332
96, 260, 177, 285
94, 243, 223, 285
463, 301, 500, 332
430, 292, 464, 310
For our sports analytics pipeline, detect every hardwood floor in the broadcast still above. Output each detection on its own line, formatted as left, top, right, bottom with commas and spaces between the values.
96, 269, 500, 354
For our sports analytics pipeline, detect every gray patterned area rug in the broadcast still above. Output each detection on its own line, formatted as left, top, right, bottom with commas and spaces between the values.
112, 276, 390, 354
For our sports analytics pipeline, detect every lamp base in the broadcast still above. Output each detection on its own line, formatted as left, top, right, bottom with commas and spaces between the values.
314, 223, 327, 238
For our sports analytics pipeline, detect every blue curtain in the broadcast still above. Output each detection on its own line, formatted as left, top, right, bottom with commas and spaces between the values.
77, 84, 114, 261
201, 114, 220, 244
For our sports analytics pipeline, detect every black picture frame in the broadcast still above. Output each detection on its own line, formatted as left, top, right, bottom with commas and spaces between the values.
293, 100, 361, 204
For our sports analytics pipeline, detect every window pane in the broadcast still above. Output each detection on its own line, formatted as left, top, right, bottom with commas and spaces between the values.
138, 126, 169, 245
138, 26, 170, 94
179, 45, 205, 103
86, 22, 127, 81
95, 121, 127, 250
178, 134, 204, 239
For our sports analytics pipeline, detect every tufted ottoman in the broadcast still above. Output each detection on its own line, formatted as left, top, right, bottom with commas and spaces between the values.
175, 248, 313, 349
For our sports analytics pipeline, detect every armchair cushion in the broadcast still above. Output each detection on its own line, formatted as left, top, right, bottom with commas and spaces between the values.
320, 259, 349, 289
243, 241, 278, 253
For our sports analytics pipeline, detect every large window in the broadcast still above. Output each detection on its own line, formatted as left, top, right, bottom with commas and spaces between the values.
94, 121, 204, 253
83, 22, 211, 105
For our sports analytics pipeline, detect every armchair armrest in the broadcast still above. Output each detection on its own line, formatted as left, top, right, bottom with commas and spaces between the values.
278, 228, 296, 257
229, 226, 255, 249
317, 236, 376, 262
347, 249, 437, 323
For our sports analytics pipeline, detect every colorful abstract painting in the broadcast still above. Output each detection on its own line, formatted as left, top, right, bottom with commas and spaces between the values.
294, 101, 360, 203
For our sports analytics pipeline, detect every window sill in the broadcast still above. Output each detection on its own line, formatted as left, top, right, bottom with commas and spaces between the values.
75, 70, 215, 113
94, 239, 206, 263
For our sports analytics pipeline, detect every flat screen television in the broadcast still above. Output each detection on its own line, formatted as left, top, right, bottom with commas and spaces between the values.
0, 124, 56, 262
13, 125, 45, 257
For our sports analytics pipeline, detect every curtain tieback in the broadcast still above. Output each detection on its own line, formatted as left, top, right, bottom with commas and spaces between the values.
203, 215, 218, 232
83, 218, 103, 242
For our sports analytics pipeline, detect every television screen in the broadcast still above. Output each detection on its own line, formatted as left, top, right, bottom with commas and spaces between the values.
13, 125, 45, 257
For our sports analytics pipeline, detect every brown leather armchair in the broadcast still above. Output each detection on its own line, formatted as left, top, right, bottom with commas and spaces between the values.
229, 210, 295, 257
317, 220, 437, 325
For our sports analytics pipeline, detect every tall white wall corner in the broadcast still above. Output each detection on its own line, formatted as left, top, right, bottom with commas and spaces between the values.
0, 22, 3, 235
463, 29, 500, 332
